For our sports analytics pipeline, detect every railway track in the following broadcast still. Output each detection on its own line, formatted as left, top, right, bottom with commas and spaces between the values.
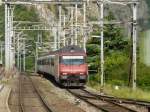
19, 73, 52, 112
83, 89, 150, 108
67, 88, 142, 112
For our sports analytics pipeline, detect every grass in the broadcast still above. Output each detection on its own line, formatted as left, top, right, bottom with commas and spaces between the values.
87, 82, 150, 102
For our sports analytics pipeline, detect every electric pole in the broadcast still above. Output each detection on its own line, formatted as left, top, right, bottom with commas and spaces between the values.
97, 0, 104, 87
35, 42, 38, 72
75, 3, 78, 45
83, 2, 87, 52
132, 2, 137, 90
17, 33, 20, 69
23, 39, 25, 71
58, 0, 62, 49
0, 43, 3, 65
71, 7, 74, 45
63, 15, 66, 46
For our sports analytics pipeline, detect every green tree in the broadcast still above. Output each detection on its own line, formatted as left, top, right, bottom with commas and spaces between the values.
87, 11, 130, 85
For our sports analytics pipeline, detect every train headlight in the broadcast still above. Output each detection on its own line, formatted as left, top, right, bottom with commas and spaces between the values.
61, 75, 67, 79
62, 73, 67, 75
80, 75, 86, 79
79, 73, 84, 75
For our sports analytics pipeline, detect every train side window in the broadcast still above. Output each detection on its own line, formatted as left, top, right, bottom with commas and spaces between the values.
39, 60, 41, 65
49, 58, 51, 65
42, 59, 44, 65
46, 58, 49, 65
43, 59, 46, 65
46, 59, 48, 65
41, 60, 43, 65
59, 56, 62, 63
51, 58, 54, 66
45, 59, 47, 65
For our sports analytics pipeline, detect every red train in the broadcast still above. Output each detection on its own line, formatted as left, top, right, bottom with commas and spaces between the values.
37, 45, 88, 86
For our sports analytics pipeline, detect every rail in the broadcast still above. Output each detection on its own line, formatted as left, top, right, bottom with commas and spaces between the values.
67, 89, 138, 112
83, 89, 150, 107
19, 73, 52, 112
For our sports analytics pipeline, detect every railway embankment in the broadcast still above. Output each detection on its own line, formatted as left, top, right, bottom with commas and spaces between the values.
8, 73, 86, 112
0, 68, 18, 112
32, 74, 150, 112
0, 86, 11, 112
31, 75, 86, 112
4, 72, 150, 112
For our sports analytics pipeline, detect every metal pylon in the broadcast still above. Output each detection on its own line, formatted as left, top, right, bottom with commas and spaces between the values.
5, 3, 14, 70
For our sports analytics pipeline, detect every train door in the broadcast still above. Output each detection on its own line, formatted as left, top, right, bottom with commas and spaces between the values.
50, 56, 55, 76
54, 55, 60, 81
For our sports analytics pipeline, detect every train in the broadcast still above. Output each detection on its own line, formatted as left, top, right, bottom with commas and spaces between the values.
37, 45, 88, 86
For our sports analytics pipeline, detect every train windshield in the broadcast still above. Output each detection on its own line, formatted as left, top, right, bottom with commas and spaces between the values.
60, 56, 85, 65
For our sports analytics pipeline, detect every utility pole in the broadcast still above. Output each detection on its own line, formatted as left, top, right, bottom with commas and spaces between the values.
35, 42, 38, 72
0, 43, 3, 65
17, 33, 20, 69
63, 15, 66, 46
38, 31, 40, 43
83, 2, 87, 52
58, 1, 62, 49
5, 3, 14, 70
71, 7, 74, 45
19, 51, 21, 71
132, 2, 137, 90
16, 32, 23, 70
10, 6, 13, 69
23, 39, 25, 71
53, 28, 57, 50
98, 0, 104, 87
75, 3, 78, 45
5, 3, 9, 69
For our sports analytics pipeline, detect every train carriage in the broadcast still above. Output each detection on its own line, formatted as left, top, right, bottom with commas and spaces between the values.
37, 45, 88, 87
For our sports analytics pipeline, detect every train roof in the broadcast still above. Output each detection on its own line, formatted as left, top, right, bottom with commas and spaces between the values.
39, 45, 86, 58
55, 45, 85, 53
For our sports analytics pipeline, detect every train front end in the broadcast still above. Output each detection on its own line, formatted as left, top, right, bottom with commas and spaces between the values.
59, 55, 88, 86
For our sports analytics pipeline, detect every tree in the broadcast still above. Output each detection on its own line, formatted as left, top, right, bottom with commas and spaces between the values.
87, 11, 130, 85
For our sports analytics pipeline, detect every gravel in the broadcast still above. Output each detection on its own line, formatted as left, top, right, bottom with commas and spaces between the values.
31, 76, 102, 112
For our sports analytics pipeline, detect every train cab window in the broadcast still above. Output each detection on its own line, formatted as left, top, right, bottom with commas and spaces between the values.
60, 56, 85, 65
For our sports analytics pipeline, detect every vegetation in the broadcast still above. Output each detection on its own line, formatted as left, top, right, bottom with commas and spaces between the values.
14, 5, 40, 71
0, 6, 4, 41
87, 12, 130, 85
0, 5, 40, 71
87, 11, 150, 99
87, 83, 150, 101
